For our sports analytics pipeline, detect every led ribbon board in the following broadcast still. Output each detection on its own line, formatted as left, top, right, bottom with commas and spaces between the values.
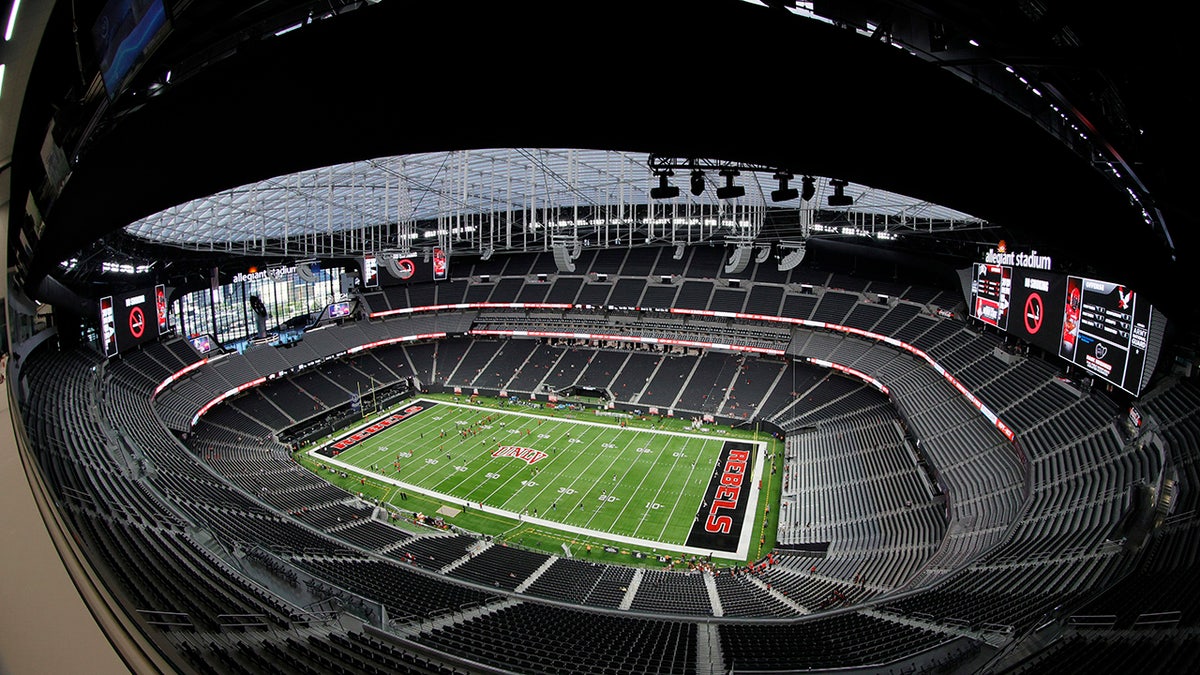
175, 333, 445, 428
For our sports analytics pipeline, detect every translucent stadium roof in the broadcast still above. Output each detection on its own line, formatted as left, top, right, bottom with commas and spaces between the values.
124, 148, 985, 256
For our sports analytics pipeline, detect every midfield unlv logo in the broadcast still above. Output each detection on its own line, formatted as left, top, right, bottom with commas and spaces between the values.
492, 446, 548, 465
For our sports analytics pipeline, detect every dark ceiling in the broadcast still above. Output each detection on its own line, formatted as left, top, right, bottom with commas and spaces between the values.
10, 0, 1195, 328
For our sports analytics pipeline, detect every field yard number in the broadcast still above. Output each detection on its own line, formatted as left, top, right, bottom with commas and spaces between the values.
431, 416, 444, 421
486, 472, 501, 480
568, 438, 582, 444
598, 495, 619, 503
520, 480, 538, 487
646, 502, 662, 510
672, 452, 686, 458
396, 451, 412, 458
636, 447, 653, 454
425, 458, 439, 465
601, 443, 616, 449
557, 487, 577, 495
454, 465, 468, 472
537, 434, 551, 439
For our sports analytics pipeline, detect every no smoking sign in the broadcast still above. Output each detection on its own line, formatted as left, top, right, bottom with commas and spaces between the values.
1024, 293, 1043, 334
129, 306, 146, 338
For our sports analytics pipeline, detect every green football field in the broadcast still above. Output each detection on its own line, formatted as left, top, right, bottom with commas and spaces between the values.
310, 399, 766, 558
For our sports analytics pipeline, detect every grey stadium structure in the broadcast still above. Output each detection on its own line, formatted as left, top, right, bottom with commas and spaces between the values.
2, 1, 1199, 674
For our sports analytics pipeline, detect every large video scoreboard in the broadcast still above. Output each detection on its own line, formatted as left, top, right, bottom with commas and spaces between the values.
969, 252, 1159, 396
1059, 276, 1152, 392
100, 285, 169, 357
370, 249, 449, 287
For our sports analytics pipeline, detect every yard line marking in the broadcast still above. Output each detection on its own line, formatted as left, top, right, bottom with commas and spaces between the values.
602, 430, 673, 537
512, 420, 604, 513
657, 436, 720, 541
472, 417, 600, 508
579, 429, 648, 531
629, 434, 701, 537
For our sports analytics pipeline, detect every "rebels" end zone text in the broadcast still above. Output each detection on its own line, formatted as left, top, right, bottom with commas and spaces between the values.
705, 448, 751, 534
331, 405, 425, 451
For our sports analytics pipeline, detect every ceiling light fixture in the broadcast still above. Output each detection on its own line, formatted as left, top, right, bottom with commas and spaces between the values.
828, 179, 853, 207
771, 172, 799, 202
801, 175, 816, 202
5, 0, 20, 42
716, 169, 744, 200
649, 170, 680, 199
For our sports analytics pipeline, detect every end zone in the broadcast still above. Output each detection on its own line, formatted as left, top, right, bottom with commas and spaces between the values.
314, 401, 437, 457
686, 441, 758, 554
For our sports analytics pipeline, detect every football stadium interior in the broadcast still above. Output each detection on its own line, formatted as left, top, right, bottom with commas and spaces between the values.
3, 1, 1198, 674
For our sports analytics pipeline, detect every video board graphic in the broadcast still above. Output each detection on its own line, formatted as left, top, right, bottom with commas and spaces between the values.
378, 251, 450, 286
433, 247, 448, 281
100, 296, 117, 357
190, 335, 216, 354
1059, 276, 1151, 393
969, 262, 1155, 395
362, 254, 379, 288
91, 0, 169, 98
155, 284, 169, 332
970, 264, 1011, 330
328, 301, 353, 319
100, 287, 163, 357
1004, 268, 1065, 351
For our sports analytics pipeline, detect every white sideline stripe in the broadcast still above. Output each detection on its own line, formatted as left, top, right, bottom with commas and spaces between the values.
309, 399, 769, 560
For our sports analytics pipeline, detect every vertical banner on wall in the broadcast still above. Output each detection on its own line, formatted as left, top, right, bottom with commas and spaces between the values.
433, 247, 448, 281
155, 284, 169, 333
100, 296, 117, 357
362, 254, 379, 288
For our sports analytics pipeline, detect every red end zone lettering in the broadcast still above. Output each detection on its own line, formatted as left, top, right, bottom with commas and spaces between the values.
719, 473, 743, 488
706, 514, 733, 534
702, 445, 754, 534
687, 440, 758, 552
318, 403, 429, 458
